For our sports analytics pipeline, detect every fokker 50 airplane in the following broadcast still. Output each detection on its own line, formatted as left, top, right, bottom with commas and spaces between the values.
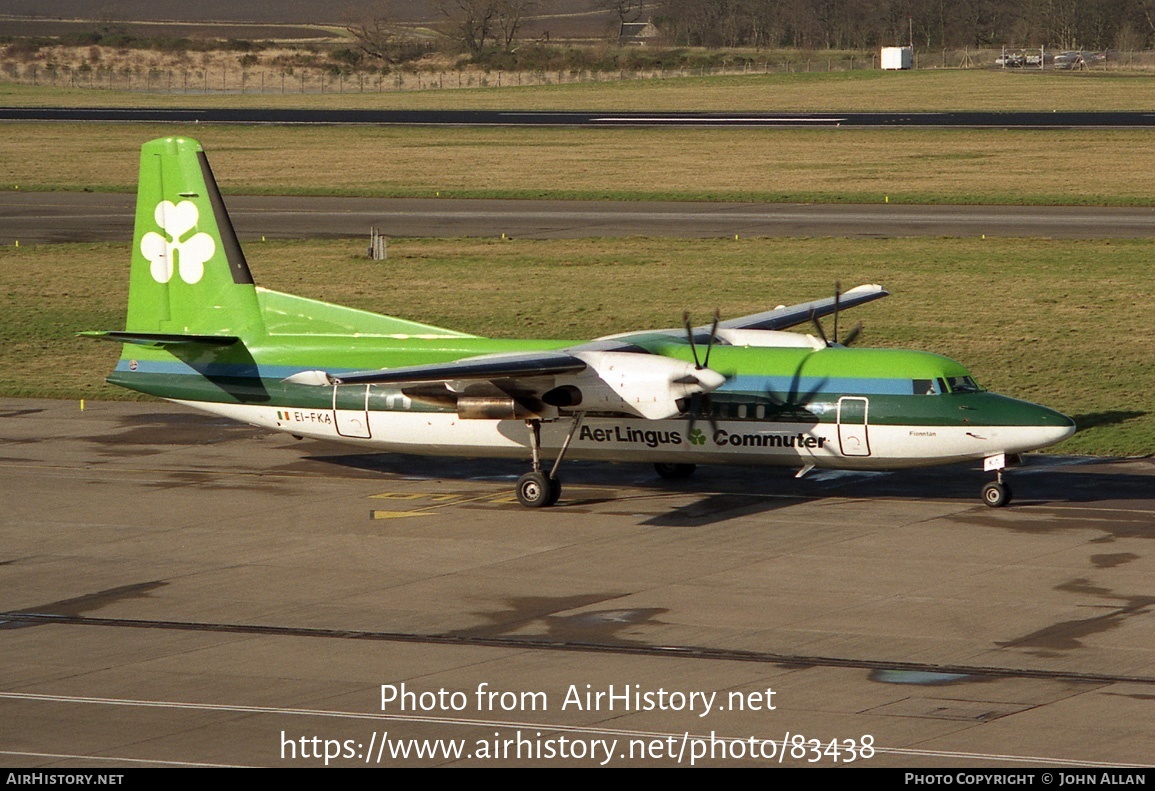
84, 138, 1076, 508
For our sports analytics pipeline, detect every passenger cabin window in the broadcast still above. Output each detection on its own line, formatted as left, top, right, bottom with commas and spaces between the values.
913, 379, 938, 395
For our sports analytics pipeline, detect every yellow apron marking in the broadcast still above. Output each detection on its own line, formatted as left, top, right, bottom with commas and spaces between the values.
371, 510, 432, 519
368, 490, 515, 520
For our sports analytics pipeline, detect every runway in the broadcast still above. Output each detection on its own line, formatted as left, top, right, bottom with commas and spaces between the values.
4, 107, 1155, 128
1, 398, 1152, 767
5, 192, 1155, 243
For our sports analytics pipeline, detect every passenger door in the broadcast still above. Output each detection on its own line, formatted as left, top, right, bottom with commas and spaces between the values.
837, 396, 871, 457
333, 384, 372, 439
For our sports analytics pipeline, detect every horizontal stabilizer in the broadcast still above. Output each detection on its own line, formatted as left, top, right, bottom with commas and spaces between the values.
79, 331, 240, 348
331, 351, 587, 385
256, 288, 478, 339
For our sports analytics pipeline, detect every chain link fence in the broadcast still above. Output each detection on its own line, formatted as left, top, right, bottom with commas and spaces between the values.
2, 49, 1151, 94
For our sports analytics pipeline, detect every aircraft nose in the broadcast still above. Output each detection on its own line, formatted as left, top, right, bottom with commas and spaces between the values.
1027, 403, 1077, 446
979, 394, 1077, 452
1038, 403, 1075, 428
1054, 410, 1077, 441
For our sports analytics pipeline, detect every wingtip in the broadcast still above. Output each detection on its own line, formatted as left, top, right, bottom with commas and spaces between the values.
846, 283, 888, 296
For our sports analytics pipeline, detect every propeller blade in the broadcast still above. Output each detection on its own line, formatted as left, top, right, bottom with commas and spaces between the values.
679, 309, 727, 434
686, 391, 702, 430
686, 392, 719, 437
683, 310, 702, 369
808, 308, 829, 346
833, 280, 841, 345
842, 321, 864, 347
702, 308, 721, 370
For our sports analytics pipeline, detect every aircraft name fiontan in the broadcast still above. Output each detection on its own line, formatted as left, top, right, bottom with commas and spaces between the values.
578, 424, 826, 449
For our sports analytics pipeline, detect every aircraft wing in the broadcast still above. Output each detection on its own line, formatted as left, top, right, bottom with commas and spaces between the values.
315, 286, 886, 416
323, 347, 723, 421
717, 284, 888, 331
78, 331, 240, 348
330, 351, 587, 386
596, 284, 889, 345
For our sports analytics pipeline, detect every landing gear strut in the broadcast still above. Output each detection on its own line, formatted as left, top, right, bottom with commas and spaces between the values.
515, 414, 584, 508
981, 454, 1015, 508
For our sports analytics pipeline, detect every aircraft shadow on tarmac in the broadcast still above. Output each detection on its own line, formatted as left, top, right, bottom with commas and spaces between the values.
88, 409, 1150, 527
445, 592, 670, 647
307, 450, 1155, 528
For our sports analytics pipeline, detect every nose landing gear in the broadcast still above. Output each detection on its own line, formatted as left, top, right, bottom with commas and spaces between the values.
982, 476, 1012, 508
981, 453, 1018, 508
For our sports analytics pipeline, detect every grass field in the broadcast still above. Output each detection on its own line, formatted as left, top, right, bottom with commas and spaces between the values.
5, 122, 1155, 206
2, 68, 1151, 458
6, 69, 1155, 112
2, 236, 1149, 457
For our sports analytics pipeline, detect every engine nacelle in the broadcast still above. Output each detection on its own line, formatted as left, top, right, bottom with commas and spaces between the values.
456, 396, 538, 420
570, 351, 725, 419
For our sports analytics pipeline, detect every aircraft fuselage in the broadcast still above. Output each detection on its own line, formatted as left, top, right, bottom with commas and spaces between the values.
110, 334, 1075, 472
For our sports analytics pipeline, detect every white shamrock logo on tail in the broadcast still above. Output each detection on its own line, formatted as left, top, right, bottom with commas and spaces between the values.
141, 200, 215, 284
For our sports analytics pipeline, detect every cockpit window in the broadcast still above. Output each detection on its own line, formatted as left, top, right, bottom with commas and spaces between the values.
912, 379, 938, 395
946, 376, 982, 394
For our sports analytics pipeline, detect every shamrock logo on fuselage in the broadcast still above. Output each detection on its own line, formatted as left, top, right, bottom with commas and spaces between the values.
140, 200, 215, 284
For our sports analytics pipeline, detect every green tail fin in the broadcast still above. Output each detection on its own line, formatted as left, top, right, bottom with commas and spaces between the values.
127, 137, 265, 340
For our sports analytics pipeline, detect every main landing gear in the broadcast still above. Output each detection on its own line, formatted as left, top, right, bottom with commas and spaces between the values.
515, 414, 585, 508
516, 470, 560, 508
981, 453, 1017, 508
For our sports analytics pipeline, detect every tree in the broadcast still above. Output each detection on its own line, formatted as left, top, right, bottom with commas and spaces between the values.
495, 0, 539, 49
438, 0, 538, 53
347, 4, 416, 64
596, 0, 646, 26
439, 0, 498, 53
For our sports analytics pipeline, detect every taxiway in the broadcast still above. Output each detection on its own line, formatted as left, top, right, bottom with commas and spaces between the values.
5, 192, 1155, 244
